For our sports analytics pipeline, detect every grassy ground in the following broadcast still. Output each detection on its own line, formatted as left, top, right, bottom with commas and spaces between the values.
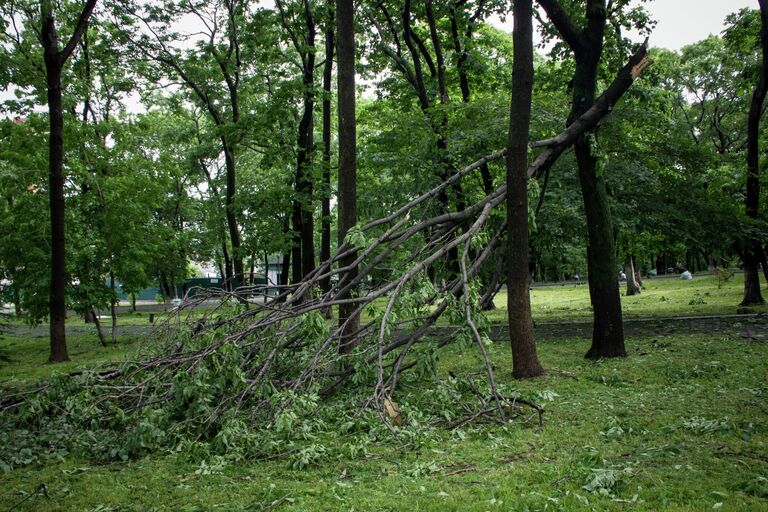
486, 274, 768, 324
1, 276, 767, 510
1, 334, 766, 511
0, 332, 141, 387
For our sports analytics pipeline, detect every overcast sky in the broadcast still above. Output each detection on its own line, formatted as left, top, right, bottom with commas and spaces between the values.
490, 0, 757, 50
641, 0, 755, 50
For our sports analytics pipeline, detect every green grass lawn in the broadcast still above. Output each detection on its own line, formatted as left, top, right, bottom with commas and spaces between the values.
0, 332, 141, 387
1, 334, 766, 511
1, 275, 767, 510
485, 274, 768, 324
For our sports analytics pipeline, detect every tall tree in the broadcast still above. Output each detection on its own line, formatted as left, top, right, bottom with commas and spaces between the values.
337, 0, 359, 352
741, 0, 768, 305
507, 0, 544, 378
537, 0, 637, 358
320, 0, 335, 309
276, 0, 318, 283
131, 0, 248, 289
39, 0, 99, 362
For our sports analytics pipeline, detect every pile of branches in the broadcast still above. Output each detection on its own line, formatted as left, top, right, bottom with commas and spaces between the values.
1, 45, 649, 436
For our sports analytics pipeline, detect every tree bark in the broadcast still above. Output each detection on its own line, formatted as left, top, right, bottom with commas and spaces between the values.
507, 0, 544, 379
43, 25, 69, 362
92, 308, 107, 347
223, 144, 244, 289
539, 0, 626, 358
337, 0, 360, 353
625, 255, 640, 296
632, 255, 643, 288
222, 242, 233, 291
742, 0, 768, 306
40, 0, 99, 362
109, 270, 117, 344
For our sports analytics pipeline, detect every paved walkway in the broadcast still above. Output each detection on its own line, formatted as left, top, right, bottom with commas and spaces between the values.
5, 312, 767, 342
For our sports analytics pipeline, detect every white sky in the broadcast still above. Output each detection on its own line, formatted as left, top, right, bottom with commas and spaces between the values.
638, 0, 755, 50
489, 0, 757, 50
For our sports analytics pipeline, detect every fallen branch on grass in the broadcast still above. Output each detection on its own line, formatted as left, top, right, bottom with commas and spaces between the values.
0, 42, 649, 432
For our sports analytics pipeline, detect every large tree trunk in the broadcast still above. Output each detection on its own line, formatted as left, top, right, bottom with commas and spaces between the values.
42, 14, 69, 363
302, 3, 318, 281
41, 0, 98, 362
507, 0, 544, 379
337, 0, 360, 353
742, 0, 768, 306
579, 146, 626, 358
546, 0, 626, 359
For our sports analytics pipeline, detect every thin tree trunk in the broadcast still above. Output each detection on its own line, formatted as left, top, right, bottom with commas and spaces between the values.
580, 154, 626, 357
281, 215, 291, 286
161, 274, 171, 302
479, 250, 504, 311
281, 252, 290, 286
223, 145, 244, 289
625, 255, 640, 296
448, 2, 499, 298
222, 242, 233, 292
159, 274, 168, 303
507, 0, 544, 379
92, 308, 107, 347
217, 261, 226, 286
109, 271, 117, 344
291, 198, 303, 283
40, 0, 98, 361
264, 251, 270, 297
633, 254, 643, 288
758, 245, 768, 286
337, 0, 360, 353
321, 0, 335, 319
295, 0, 317, 282
249, 253, 256, 286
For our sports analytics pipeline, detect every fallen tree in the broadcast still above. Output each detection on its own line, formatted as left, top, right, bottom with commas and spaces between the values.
1, 42, 649, 443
